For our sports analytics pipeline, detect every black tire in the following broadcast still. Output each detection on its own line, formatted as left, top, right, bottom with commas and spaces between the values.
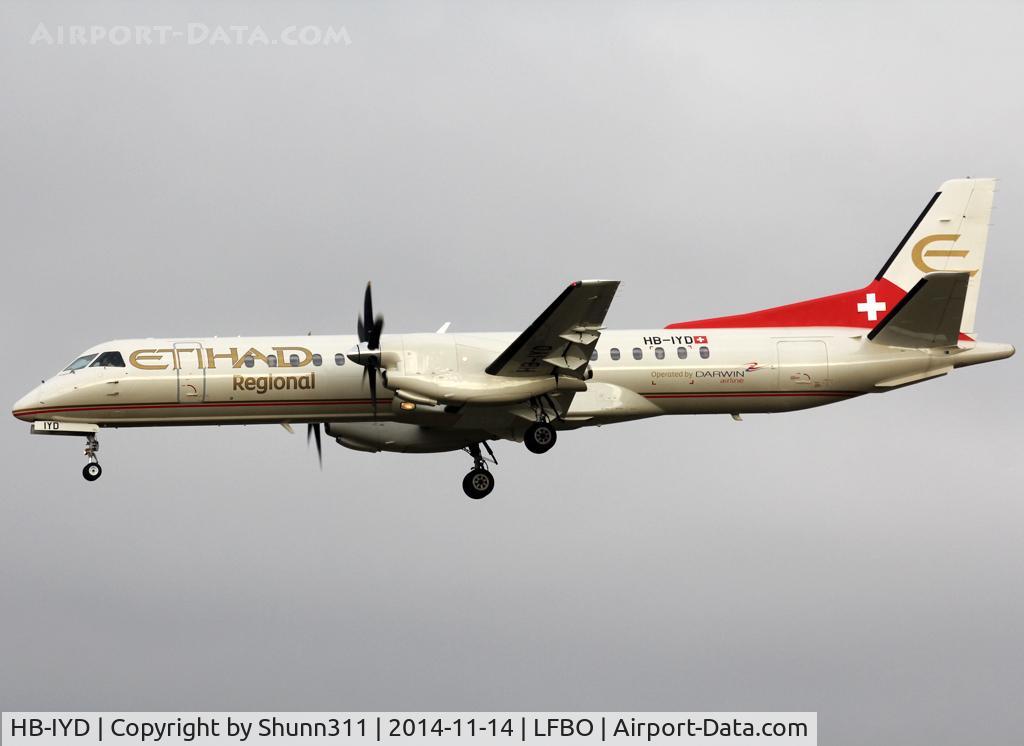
462, 468, 495, 499
82, 463, 102, 482
524, 421, 557, 454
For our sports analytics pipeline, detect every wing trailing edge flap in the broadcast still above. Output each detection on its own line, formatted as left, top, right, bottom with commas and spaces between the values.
867, 272, 970, 349
486, 280, 620, 378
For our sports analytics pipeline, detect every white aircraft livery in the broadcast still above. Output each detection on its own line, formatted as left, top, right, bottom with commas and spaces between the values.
13, 179, 1014, 498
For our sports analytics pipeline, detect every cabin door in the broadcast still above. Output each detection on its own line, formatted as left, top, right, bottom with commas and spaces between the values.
173, 342, 206, 403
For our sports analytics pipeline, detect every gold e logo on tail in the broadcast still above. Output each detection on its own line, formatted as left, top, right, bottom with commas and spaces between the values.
911, 234, 979, 276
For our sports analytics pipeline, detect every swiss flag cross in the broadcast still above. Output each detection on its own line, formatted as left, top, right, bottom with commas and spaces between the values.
694, 335, 708, 343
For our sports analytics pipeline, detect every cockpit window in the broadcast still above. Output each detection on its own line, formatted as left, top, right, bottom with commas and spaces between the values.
64, 354, 97, 371
90, 351, 126, 368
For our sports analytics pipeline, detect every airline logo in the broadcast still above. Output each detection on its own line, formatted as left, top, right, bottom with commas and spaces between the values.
911, 234, 979, 276
129, 346, 315, 370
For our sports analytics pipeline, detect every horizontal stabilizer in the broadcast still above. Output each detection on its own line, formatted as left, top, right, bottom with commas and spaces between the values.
867, 272, 969, 348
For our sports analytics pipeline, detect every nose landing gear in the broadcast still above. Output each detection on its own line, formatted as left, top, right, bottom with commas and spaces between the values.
462, 442, 497, 499
82, 434, 102, 481
28, 421, 104, 482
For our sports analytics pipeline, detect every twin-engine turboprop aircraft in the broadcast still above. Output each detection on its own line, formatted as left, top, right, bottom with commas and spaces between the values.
12, 179, 1014, 498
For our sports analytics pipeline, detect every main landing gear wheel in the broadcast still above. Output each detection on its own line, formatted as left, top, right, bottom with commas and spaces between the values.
462, 468, 495, 499
524, 421, 557, 454
82, 462, 102, 481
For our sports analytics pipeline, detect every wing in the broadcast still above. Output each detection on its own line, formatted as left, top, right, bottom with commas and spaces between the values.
485, 280, 620, 378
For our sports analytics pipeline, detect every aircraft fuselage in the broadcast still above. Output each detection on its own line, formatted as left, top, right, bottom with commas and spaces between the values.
12, 329, 1012, 432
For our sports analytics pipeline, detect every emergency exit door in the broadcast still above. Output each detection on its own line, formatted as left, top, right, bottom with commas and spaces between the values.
173, 342, 206, 403
777, 340, 829, 389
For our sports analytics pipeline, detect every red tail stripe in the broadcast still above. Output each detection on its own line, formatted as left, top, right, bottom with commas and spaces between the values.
667, 278, 905, 330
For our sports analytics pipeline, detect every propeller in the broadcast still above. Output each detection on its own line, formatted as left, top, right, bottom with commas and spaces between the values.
356, 282, 385, 416
302, 283, 386, 466
307, 422, 322, 469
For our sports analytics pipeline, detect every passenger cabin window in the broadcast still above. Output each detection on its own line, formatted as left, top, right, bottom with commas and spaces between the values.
699, 346, 710, 359
64, 354, 97, 371
655, 347, 665, 360
267, 355, 278, 367
677, 346, 688, 359
312, 353, 322, 366
335, 353, 346, 366
610, 348, 621, 361
243, 356, 255, 368
590, 350, 598, 361
90, 351, 126, 368
632, 347, 643, 360
289, 354, 300, 367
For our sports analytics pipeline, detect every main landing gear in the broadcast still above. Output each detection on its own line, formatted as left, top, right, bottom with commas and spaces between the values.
82, 434, 102, 482
524, 421, 557, 454
462, 442, 497, 499
524, 395, 559, 454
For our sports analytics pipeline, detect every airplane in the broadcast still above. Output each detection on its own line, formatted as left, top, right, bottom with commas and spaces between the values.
11, 178, 1014, 499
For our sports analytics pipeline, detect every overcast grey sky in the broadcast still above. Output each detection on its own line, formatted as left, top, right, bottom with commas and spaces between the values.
1, 2, 1021, 744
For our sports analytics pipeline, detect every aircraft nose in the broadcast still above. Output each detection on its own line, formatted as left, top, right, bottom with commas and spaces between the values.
12, 385, 43, 421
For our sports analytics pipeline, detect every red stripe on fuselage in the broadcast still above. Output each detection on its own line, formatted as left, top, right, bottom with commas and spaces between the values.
13, 398, 390, 418
643, 391, 859, 399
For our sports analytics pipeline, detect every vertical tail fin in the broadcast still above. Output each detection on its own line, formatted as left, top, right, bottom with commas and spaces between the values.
875, 178, 994, 336
665, 178, 996, 336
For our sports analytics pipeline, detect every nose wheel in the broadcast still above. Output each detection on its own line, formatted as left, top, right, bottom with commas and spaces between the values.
462, 441, 497, 499
82, 434, 102, 481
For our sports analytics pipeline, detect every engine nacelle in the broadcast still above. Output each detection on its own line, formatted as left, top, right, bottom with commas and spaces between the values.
325, 421, 486, 453
383, 372, 586, 406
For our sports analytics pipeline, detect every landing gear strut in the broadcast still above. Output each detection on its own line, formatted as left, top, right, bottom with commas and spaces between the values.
462, 442, 497, 499
82, 434, 102, 482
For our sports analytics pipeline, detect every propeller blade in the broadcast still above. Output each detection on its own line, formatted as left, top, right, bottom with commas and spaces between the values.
361, 364, 377, 417
371, 314, 384, 350
360, 283, 385, 350
363, 283, 374, 343
355, 281, 384, 418
368, 366, 378, 417
307, 422, 322, 469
